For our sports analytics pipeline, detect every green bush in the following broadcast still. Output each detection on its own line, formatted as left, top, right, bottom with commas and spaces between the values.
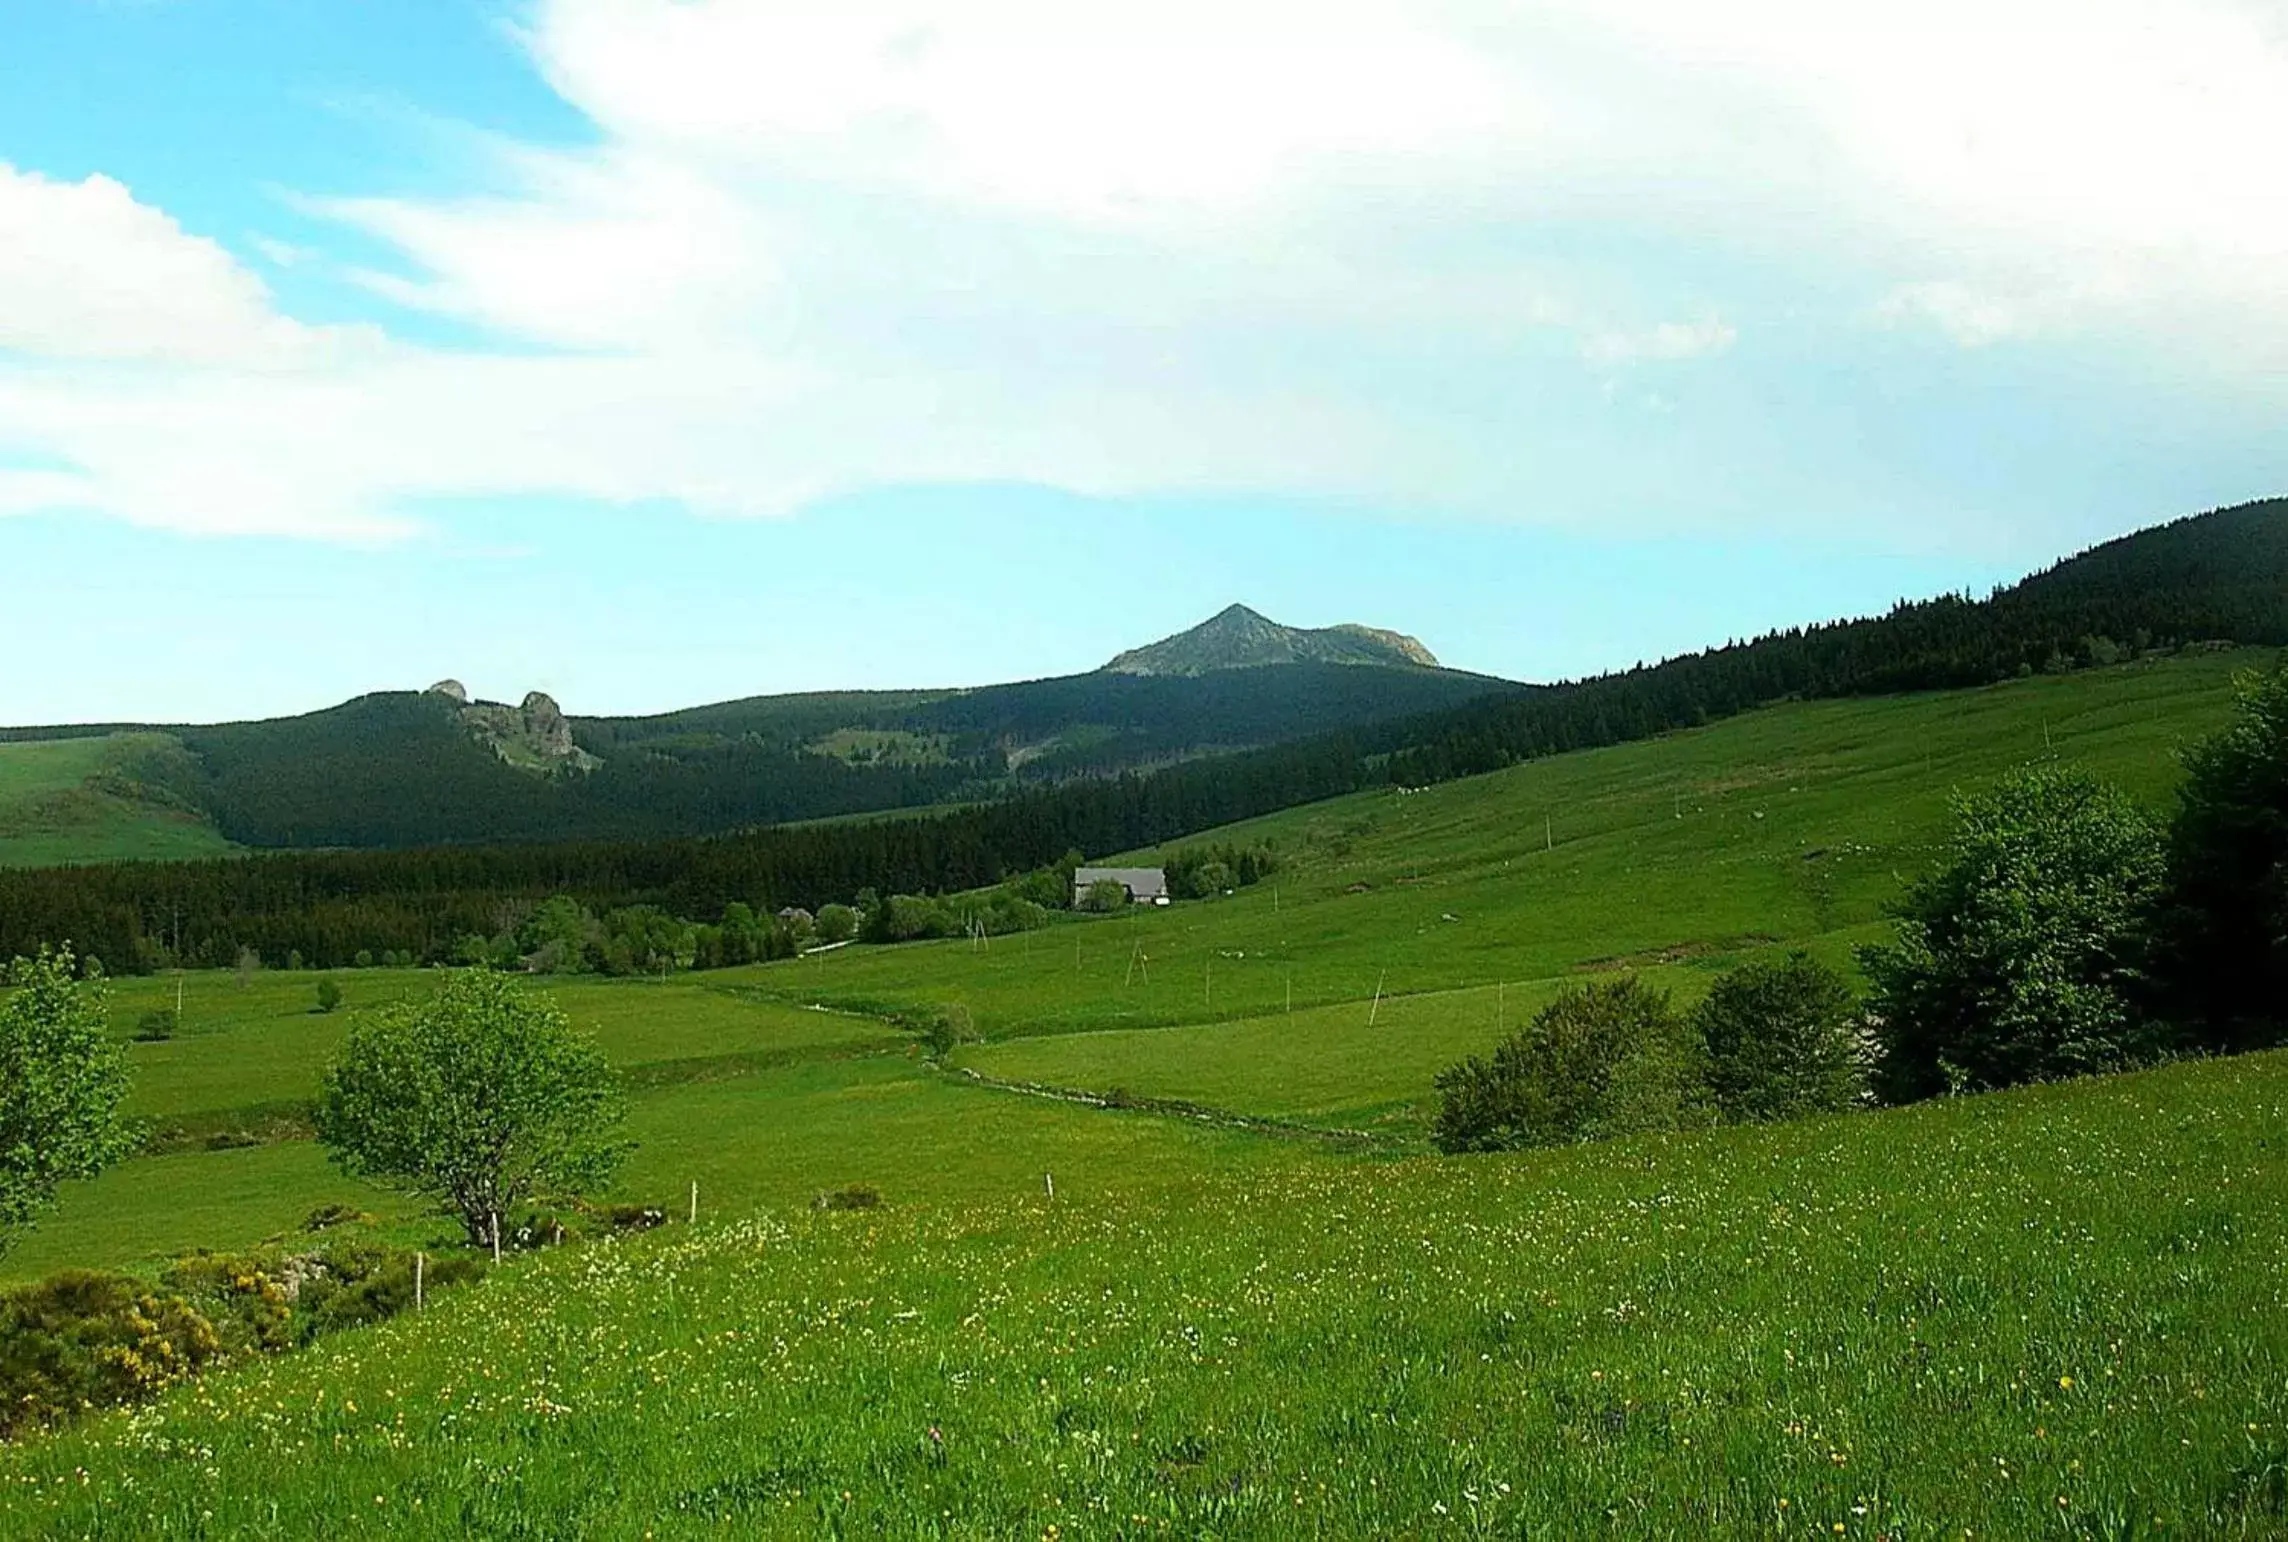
315, 979, 343, 1014
1433, 977, 1708, 1153
0, 1271, 224, 1438
0, 1236, 486, 1437
814, 903, 861, 944
134, 1007, 178, 1042
1079, 879, 1131, 914
920, 1004, 977, 1059
812, 1185, 881, 1211
1692, 953, 1865, 1122
1862, 766, 2166, 1102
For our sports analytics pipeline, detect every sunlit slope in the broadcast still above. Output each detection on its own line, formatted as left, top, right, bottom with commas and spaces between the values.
0, 732, 234, 867
7, 651, 2257, 1278
765, 652, 2257, 1126
6, 1051, 2283, 1539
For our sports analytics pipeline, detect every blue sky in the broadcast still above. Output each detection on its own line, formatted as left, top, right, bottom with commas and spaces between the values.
2, 0, 2284, 723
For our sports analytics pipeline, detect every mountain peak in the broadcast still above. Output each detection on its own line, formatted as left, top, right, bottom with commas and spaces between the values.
1102, 605, 1440, 677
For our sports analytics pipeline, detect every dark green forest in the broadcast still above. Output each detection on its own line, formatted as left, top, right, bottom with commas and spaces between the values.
3, 497, 2284, 972
5, 662, 1511, 849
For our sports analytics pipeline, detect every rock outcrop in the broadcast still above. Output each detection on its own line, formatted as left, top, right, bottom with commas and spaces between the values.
458, 690, 601, 775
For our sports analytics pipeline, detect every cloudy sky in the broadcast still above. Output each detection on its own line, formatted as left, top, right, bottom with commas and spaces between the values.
3, 0, 2284, 722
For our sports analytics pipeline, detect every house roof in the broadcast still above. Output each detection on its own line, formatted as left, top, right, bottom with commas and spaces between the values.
1073, 866, 1169, 895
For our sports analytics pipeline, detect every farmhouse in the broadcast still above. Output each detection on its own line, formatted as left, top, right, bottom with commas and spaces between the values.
1072, 866, 1171, 907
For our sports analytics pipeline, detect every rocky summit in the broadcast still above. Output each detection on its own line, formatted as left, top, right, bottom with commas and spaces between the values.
1102, 604, 1441, 677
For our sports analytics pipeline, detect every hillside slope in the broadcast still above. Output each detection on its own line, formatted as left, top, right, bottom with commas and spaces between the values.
0, 615, 1506, 860
7, 1044, 2281, 1538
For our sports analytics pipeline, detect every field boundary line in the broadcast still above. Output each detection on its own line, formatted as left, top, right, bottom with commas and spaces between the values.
944, 1066, 1401, 1152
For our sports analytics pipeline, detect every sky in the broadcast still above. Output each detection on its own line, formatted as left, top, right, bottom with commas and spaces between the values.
2, 0, 2284, 724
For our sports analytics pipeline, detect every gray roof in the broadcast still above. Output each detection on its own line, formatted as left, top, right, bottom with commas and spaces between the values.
1074, 866, 1169, 896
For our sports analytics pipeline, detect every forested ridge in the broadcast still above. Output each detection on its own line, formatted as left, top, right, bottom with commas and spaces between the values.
3, 496, 2283, 972
4, 662, 1510, 849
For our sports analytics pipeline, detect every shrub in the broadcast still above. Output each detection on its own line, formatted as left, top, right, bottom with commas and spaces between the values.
812, 1185, 881, 1211
1692, 953, 1865, 1122
1433, 977, 1708, 1153
315, 979, 343, 1014
134, 1008, 178, 1042
1080, 879, 1131, 914
1861, 766, 2166, 1102
598, 1203, 667, 1232
0, 1271, 223, 1438
920, 1003, 977, 1059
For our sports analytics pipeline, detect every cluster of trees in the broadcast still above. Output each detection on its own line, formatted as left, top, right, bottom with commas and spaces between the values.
444, 895, 829, 977
1434, 957, 1861, 1152
1439, 661, 2288, 1152
0, 967, 623, 1434
1164, 841, 1281, 900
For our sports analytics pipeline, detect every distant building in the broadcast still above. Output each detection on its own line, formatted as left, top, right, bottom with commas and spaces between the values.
1072, 866, 1171, 908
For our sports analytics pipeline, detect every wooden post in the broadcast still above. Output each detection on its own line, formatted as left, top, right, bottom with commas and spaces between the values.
415, 1252, 424, 1310
1044, 1172, 1055, 1202
1545, 815, 1553, 852
1369, 971, 1385, 1028
689, 1180, 698, 1225
490, 1212, 501, 1265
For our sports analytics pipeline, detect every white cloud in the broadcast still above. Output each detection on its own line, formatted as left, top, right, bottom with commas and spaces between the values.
0, 165, 371, 367
1584, 319, 1738, 367
2, 0, 2285, 542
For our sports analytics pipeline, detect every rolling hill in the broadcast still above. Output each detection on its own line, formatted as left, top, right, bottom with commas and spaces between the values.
4, 646, 2281, 1538
0, 608, 1513, 861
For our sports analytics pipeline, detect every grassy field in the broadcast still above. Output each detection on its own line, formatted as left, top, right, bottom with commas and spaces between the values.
768, 653, 2255, 1133
0, 732, 235, 868
4, 1051, 2284, 1538
2, 651, 2280, 1537
5, 653, 2256, 1281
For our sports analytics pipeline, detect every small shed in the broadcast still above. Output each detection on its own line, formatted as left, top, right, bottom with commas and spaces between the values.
1072, 866, 1171, 908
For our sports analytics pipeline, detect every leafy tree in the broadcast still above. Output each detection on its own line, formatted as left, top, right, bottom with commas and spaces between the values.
516, 896, 598, 974
1692, 953, 1864, 1122
1433, 976, 1707, 1153
134, 1008, 178, 1042
1861, 766, 2165, 1102
315, 979, 343, 1014
1081, 879, 1131, 914
0, 947, 134, 1255
2150, 665, 2288, 1051
815, 904, 861, 945
314, 972, 627, 1247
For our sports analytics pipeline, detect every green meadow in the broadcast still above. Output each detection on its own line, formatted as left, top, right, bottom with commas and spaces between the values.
4, 650, 2284, 1536
0, 733, 235, 869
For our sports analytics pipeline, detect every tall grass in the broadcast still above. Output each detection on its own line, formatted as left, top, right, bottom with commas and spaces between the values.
4, 1053, 2284, 1538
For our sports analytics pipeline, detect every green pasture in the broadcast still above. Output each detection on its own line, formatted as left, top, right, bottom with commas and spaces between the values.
0, 732, 235, 867
748, 652, 2250, 1069
4, 652, 2258, 1286
6, 1050, 2284, 1538
1, 648, 2281, 1541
